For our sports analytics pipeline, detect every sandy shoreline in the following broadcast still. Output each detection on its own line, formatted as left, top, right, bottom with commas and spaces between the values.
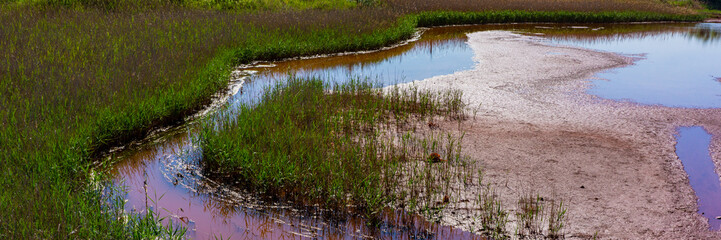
399, 31, 721, 239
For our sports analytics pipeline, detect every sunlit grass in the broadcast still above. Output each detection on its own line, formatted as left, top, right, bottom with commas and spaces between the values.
200, 77, 470, 221
387, 0, 699, 14
6, 0, 360, 10
0, 7, 406, 238
0, 0, 705, 238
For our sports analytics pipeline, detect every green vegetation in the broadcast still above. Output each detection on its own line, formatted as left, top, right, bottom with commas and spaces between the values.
415, 10, 703, 27
0, 7, 408, 238
182, 0, 359, 10
512, 194, 567, 239
474, 182, 568, 239
477, 182, 510, 239
0, 0, 708, 238
201, 78, 469, 219
5, 0, 360, 10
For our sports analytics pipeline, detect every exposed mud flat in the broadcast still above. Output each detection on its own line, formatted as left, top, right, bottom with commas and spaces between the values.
397, 31, 721, 238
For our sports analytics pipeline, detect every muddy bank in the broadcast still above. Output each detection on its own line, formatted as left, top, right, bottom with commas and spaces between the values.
398, 31, 721, 238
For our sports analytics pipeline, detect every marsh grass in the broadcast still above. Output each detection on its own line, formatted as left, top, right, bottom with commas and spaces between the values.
512, 193, 568, 239
516, 194, 545, 238
0, 7, 408, 238
8, 0, 703, 13
388, 0, 698, 14
0, 0, 704, 238
547, 199, 567, 239
477, 182, 511, 239
6, 0, 359, 10
200, 77, 472, 221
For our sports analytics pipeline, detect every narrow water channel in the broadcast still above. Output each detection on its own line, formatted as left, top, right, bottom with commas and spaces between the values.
110, 26, 486, 239
676, 127, 721, 230
108, 23, 721, 238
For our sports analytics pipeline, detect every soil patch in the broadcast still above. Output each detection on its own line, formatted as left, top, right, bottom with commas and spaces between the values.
397, 31, 721, 238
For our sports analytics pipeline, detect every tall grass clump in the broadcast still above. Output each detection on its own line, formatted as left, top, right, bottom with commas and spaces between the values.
473, 177, 569, 239
413, 10, 704, 27
510, 193, 568, 239
200, 77, 473, 220
387, 0, 699, 14
6, 0, 359, 10
477, 181, 510, 239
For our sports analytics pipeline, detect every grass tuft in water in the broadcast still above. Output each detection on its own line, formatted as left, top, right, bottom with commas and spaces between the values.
199, 77, 472, 219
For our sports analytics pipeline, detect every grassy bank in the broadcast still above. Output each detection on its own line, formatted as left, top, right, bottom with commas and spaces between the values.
414, 10, 704, 27
4, 0, 360, 10
0, 0, 706, 238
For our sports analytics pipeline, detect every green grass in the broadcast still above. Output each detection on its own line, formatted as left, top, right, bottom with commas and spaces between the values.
414, 10, 704, 27
0, 1, 707, 238
182, 0, 359, 10
4, 0, 361, 10
0, 7, 407, 239
200, 77, 470, 221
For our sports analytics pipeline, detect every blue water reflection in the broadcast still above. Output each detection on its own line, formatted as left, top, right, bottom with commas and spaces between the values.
675, 126, 721, 230
553, 23, 721, 108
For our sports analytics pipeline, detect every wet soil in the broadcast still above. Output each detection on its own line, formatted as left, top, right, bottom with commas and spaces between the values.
399, 31, 721, 239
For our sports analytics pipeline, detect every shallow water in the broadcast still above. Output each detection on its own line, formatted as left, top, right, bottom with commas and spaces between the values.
111, 128, 480, 239
675, 127, 721, 230
224, 26, 481, 111
546, 24, 721, 229
550, 23, 721, 108
109, 23, 721, 238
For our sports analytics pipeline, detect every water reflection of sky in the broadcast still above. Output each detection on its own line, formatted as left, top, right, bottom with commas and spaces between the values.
675, 126, 721, 230
223, 32, 476, 115
551, 23, 721, 108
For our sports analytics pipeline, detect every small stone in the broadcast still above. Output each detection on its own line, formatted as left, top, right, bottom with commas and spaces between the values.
429, 153, 446, 163
580, 185, 585, 189
443, 195, 450, 203
716, 216, 721, 220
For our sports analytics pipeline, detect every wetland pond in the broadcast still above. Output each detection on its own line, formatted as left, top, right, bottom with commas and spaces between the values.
108, 22, 721, 238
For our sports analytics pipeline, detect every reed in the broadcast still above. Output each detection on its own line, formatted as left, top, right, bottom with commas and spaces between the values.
199, 77, 470, 218
4, 0, 359, 10
387, 0, 697, 14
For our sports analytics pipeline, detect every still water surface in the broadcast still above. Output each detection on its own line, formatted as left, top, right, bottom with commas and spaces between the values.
552, 23, 721, 108
675, 127, 721, 230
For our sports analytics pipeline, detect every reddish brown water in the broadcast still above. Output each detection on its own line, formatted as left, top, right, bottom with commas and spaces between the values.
109, 23, 721, 238
110, 128, 481, 239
